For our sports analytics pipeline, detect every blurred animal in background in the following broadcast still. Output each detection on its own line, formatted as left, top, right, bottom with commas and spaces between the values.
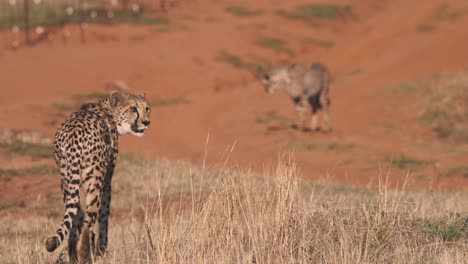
262, 63, 331, 132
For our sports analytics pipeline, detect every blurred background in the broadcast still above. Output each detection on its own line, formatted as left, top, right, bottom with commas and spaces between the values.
0, 0, 467, 207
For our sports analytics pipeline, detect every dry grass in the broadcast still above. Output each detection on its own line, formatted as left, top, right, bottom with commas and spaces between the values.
417, 3, 468, 32
418, 72, 468, 144
0, 2, 168, 29
255, 37, 295, 56
285, 139, 355, 152
215, 51, 267, 76
388, 71, 468, 145
0, 164, 56, 178
0, 141, 53, 159
301, 37, 335, 48
150, 97, 189, 107
278, 4, 354, 20
255, 110, 292, 126
225, 6, 264, 17
0, 156, 467, 263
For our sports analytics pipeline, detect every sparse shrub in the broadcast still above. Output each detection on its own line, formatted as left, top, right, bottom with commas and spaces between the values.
448, 166, 468, 177
417, 24, 436, 32
418, 213, 468, 241
50, 91, 109, 113
225, 6, 263, 17
392, 82, 418, 94
286, 140, 355, 151
149, 23, 190, 33
433, 4, 466, 22
417, 4, 468, 33
279, 4, 354, 20
419, 73, 468, 144
255, 111, 292, 126
256, 37, 295, 56
1, 157, 467, 263
255, 116, 268, 124
52, 103, 74, 111
302, 37, 335, 48
0, 4, 168, 29
151, 97, 189, 107
385, 155, 432, 169
128, 35, 146, 41
390, 72, 468, 145
216, 51, 267, 76
1, 141, 53, 159
216, 52, 244, 67
92, 32, 120, 41
0, 165, 55, 177
70, 91, 108, 102
0, 203, 11, 211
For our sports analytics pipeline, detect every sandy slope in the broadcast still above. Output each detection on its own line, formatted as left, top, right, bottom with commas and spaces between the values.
0, 0, 467, 200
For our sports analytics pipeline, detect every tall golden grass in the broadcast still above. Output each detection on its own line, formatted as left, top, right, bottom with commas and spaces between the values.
0, 155, 466, 263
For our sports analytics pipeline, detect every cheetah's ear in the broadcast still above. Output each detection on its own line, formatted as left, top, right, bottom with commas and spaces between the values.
110, 91, 127, 107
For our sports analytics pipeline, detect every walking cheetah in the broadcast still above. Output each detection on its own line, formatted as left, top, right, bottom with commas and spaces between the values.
262, 63, 331, 132
45, 91, 151, 263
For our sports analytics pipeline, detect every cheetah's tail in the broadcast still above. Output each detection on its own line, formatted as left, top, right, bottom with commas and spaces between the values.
45, 199, 80, 252
45, 166, 81, 252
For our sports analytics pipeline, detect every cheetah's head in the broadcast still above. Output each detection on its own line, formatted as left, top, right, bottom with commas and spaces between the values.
109, 91, 151, 137
262, 68, 289, 94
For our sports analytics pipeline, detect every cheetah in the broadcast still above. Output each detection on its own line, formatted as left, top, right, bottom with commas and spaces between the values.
45, 91, 151, 263
262, 63, 331, 132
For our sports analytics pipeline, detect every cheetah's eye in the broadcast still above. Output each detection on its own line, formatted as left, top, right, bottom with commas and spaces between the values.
263, 75, 270, 81
131, 107, 138, 113
146, 107, 150, 113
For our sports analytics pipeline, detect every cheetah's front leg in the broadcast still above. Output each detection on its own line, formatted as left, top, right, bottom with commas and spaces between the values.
97, 174, 113, 256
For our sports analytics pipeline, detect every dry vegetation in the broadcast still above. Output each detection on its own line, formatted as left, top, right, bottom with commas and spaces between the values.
0, 1, 168, 30
417, 3, 468, 32
418, 72, 468, 144
1, 1, 468, 262
388, 71, 468, 147
0, 155, 467, 263
215, 51, 267, 77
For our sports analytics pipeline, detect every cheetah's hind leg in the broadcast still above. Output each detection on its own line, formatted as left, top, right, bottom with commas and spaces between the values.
68, 206, 85, 263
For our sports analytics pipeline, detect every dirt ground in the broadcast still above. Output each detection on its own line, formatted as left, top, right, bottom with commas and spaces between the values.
1, 0, 467, 206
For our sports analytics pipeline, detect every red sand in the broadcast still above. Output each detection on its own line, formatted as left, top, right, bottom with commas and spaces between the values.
0, 0, 467, 204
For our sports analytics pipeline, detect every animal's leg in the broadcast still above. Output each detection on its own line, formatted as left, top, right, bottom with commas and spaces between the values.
308, 95, 320, 131
97, 167, 114, 256
78, 171, 104, 264
320, 95, 330, 132
311, 111, 318, 131
294, 97, 307, 131
69, 206, 84, 264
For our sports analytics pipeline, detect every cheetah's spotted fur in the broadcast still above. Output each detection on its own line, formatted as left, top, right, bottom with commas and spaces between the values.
45, 91, 151, 263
